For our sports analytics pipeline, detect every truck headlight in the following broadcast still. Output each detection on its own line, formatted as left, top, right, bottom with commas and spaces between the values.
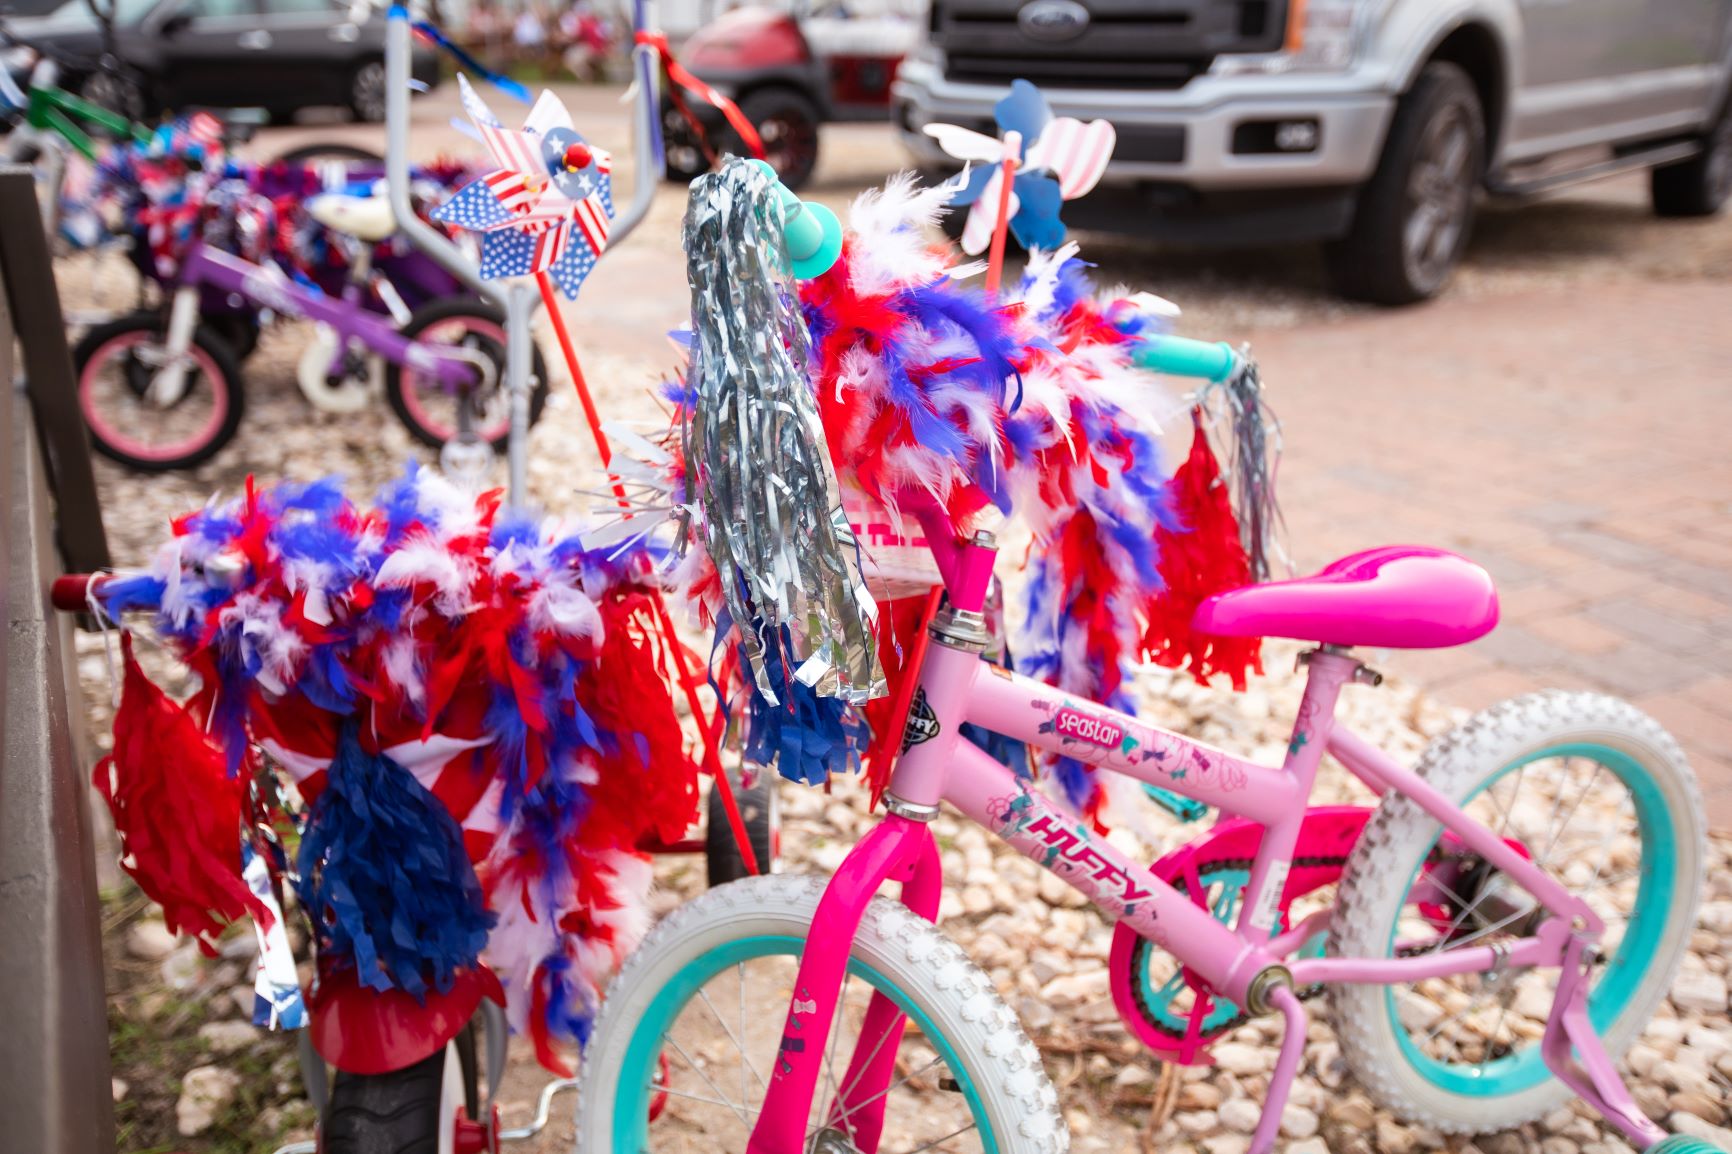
1211, 0, 1384, 77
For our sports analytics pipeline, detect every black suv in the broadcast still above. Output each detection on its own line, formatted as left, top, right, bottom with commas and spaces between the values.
3, 0, 439, 123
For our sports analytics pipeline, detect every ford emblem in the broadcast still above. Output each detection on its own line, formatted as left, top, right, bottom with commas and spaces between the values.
1018, 0, 1090, 42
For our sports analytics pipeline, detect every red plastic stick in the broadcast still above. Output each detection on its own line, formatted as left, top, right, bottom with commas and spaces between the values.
534, 271, 757, 875
984, 137, 1020, 299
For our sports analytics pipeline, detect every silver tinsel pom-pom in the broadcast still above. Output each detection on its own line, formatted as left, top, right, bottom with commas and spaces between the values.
679, 159, 884, 706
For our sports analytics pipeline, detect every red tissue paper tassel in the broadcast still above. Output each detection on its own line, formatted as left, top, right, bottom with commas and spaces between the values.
1143, 409, 1264, 691
94, 633, 271, 953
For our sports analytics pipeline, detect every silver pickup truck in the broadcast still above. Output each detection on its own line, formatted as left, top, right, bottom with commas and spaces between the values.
893, 0, 1732, 303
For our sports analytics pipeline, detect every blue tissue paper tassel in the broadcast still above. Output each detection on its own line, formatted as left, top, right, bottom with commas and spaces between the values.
296, 726, 495, 999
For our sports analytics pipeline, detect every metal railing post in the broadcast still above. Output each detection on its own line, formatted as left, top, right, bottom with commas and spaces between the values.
0, 164, 116, 1154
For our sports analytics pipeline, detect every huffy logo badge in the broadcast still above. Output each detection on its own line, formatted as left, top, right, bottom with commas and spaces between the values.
1025, 814, 1154, 903
1054, 705, 1122, 749
901, 687, 940, 753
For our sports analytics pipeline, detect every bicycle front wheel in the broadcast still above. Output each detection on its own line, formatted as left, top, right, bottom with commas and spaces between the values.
576, 874, 1067, 1154
73, 312, 246, 472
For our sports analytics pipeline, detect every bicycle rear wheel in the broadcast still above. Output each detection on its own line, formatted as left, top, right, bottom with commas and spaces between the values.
576, 874, 1066, 1153
384, 297, 548, 451
1328, 691, 1705, 1133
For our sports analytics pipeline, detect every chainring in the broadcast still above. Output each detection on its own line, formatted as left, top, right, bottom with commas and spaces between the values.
1107, 806, 1370, 1065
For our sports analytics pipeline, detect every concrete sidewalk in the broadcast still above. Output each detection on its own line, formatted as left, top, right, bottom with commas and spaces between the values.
1251, 283, 1732, 828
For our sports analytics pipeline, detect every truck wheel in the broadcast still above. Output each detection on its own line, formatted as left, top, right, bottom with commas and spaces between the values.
1650, 98, 1732, 217
661, 101, 712, 184
81, 69, 146, 125
1327, 61, 1484, 305
350, 60, 388, 124
724, 88, 821, 192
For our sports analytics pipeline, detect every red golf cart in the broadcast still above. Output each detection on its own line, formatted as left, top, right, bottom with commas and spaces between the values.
661, 3, 915, 190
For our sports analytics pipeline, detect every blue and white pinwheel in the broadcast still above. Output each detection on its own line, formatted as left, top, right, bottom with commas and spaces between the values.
925, 79, 1116, 255
432, 75, 614, 299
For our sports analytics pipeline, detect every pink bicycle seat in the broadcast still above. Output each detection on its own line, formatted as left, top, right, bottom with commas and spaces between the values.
1193, 546, 1500, 649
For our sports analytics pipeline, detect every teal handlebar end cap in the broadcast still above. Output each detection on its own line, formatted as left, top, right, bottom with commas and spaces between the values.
788, 201, 841, 279
741, 158, 843, 279
1134, 336, 1238, 382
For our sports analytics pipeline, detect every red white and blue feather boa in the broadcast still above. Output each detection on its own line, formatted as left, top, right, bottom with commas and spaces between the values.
98, 464, 697, 1072
663, 174, 1243, 824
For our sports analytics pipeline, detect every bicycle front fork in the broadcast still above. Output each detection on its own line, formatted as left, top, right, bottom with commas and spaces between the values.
153, 285, 203, 406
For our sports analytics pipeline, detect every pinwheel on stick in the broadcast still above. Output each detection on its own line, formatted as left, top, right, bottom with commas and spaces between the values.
431, 74, 763, 882
432, 74, 615, 301
925, 78, 1117, 265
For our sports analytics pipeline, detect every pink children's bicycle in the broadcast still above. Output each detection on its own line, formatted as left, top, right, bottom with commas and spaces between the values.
570, 332, 1712, 1151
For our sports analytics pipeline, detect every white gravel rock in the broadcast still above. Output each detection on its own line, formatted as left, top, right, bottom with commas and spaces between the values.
1668, 1112, 1732, 1149
1218, 1098, 1262, 1134
126, 920, 178, 961
176, 1065, 242, 1136
1669, 971, 1728, 1014
197, 1020, 259, 1055
1282, 1105, 1320, 1138
1210, 1042, 1268, 1076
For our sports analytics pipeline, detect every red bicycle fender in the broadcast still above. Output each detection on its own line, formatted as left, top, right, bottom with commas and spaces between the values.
308, 964, 505, 1075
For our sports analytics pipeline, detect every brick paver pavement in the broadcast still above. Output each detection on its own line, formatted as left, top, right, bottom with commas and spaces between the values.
1248, 284, 1732, 829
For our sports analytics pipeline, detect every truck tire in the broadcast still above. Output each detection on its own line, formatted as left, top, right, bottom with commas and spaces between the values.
724, 88, 822, 192
1327, 61, 1484, 305
1650, 98, 1732, 217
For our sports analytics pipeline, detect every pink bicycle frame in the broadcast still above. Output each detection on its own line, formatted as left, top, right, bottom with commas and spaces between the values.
742, 505, 1661, 1153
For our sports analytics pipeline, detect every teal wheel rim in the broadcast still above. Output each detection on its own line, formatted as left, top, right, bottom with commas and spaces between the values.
614, 934, 1000, 1152
1385, 742, 1677, 1098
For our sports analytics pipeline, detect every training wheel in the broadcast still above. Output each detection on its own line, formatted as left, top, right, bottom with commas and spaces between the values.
1647, 1138, 1727, 1154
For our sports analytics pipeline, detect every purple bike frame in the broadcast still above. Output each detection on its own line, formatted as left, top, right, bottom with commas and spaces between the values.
177, 241, 479, 390
742, 502, 1662, 1152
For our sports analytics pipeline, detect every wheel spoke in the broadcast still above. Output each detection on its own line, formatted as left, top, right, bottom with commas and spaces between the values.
824, 1055, 947, 1137
664, 1034, 754, 1130
902, 1121, 982, 1153
694, 984, 767, 1099
1537, 761, 1602, 866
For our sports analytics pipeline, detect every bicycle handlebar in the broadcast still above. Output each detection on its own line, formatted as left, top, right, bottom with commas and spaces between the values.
1133, 336, 1240, 383
50, 573, 106, 612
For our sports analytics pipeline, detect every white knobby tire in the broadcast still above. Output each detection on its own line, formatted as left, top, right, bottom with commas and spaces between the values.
576, 873, 1068, 1153
1328, 691, 1705, 1134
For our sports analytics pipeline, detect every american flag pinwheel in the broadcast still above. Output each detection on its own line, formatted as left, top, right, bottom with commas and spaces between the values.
431, 75, 615, 299
925, 79, 1116, 255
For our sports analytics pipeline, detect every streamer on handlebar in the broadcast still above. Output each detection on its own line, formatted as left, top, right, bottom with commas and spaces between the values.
635, 28, 765, 163
1205, 358, 1287, 584
412, 19, 532, 105
679, 158, 882, 709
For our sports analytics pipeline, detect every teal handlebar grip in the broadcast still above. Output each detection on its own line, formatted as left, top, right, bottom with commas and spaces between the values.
1134, 336, 1239, 383
747, 158, 842, 279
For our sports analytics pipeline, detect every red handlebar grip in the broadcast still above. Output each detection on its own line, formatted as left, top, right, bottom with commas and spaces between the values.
51, 573, 98, 613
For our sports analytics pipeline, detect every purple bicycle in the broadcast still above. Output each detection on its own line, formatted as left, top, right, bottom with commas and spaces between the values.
72, 176, 548, 472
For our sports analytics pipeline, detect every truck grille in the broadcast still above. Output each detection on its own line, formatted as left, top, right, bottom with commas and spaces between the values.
932, 0, 1288, 91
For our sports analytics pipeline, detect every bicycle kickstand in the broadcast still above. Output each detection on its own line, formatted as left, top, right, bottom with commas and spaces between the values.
1543, 935, 1667, 1149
